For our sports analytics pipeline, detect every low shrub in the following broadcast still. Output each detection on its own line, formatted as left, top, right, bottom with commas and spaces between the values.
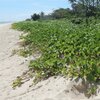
12, 20, 100, 83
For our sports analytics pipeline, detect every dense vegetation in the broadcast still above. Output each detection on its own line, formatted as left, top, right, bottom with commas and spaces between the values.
12, 19, 100, 83
27, 0, 100, 23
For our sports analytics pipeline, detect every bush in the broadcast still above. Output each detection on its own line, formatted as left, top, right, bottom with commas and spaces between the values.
12, 20, 100, 82
71, 18, 83, 24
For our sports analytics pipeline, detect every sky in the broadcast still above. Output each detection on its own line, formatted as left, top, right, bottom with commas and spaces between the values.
0, 0, 71, 22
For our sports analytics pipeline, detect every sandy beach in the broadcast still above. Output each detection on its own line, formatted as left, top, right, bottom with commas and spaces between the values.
0, 24, 99, 100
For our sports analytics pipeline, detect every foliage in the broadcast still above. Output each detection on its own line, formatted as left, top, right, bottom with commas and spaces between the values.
68, 0, 100, 24
71, 17, 83, 24
52, 8, 72, 19
12, 77, 23, 89
12, 20, 100, 83
87, 86, 97, 97
19, 49, 30, 57
31, 13, 40, 21
26, 18, 31, 21
40, 12, 45, 20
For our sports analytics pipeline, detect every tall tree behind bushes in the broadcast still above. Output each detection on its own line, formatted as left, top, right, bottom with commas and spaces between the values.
40, 12, 45, 20
31, 13, 40, 21
68, 0, 100, 24
52, 8, 72, 19
26, 0, 100, 23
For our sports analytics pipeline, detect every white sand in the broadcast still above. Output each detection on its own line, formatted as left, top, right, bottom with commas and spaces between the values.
0, 24, 99, 100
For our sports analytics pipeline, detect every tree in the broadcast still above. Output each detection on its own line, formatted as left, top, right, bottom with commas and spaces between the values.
52, 8, 72, 19
26, 18, 31, 21
71, 3, 85, 17
31, 13, 40, 21
40, 12, 45, 20
68, 0, 100, 24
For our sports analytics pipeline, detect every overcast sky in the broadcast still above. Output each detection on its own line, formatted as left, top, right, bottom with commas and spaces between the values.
0, 0, 71, 22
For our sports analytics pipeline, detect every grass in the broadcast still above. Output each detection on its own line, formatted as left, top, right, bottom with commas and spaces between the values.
12, 19, 100, 83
